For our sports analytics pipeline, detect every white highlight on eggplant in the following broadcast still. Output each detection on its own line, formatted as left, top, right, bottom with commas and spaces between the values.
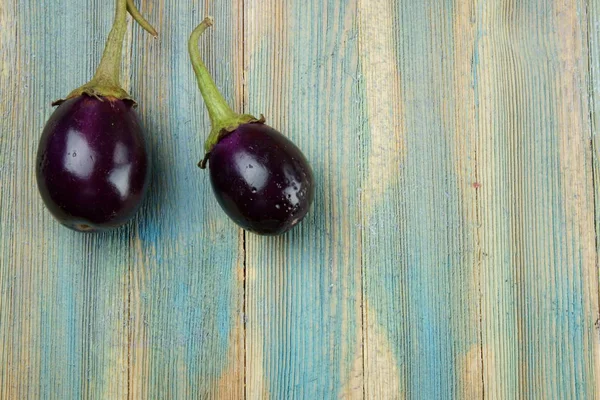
64, 129, 96, 179
109, 165, 132, 198
236, 151, 269, 192
109, 142, 132, 198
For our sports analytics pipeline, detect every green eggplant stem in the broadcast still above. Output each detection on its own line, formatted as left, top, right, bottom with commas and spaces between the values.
91, 0, 129, 90
188, 17, 262, 162
59, 0, 157, 104
126, 0, 158, 38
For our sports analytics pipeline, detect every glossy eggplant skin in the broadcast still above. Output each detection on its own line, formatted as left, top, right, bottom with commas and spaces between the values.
208, 123, 314, 235
36, 95, 150, 232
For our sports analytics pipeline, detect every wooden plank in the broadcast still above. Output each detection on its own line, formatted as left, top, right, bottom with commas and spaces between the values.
590, 0, 600, 357
243, 0, 364, 397
0, 1, 133, 398
0, 0, 245, 398
589, 0, 600, 394
476, 0, 599, 398
359, 0, 482, 398
126, 0, 245, 398
1, 0, 598, 398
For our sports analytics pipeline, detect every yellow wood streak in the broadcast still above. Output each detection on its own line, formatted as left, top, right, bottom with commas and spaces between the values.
477, 0, 599, 397
589, 0, 600, 397
460, 345, 485, 399
214, 236, 246, 400
1, 1, 37, 397
338, 332, 365, 400
245, 263, 269, 400
129, 230, 151, 400
0, 2, 18, 397
356, 0, 404, 397
451, 1, 485, 398
363, 304, 402, 400
357, 0, 404, 211
554, 0, 599, 395
476, 0, 518, 395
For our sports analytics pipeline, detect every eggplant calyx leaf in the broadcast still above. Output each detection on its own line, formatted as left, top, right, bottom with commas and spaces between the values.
66, 81, 134, 104
198, 115, 265, 169
52, 81, 136, 107
205, 114, 264, 152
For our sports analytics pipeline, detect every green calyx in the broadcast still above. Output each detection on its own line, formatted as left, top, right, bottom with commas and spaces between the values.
188, 17, 264, 168
53, 0, 157, 106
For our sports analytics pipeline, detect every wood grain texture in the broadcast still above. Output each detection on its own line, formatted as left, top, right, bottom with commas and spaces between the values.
127, 0, 245, 398
359, 0, 481, 398
243, 0, 364, 398
1, 1, 133, 398
589, 0, 600, 395
0, 0, 245, 398
592, 0, 600, 349
476, 1, 599, 398
1, 0, 599, 399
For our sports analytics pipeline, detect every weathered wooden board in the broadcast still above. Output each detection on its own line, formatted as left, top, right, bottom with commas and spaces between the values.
476, 1, 598, 398
243, 0, 364, 398
592, 1, 600, 360
1, 1, 133, 398
359, 0, 481, 398
126, 1, 245, 398
0, 0, 245, 398
0, 0, 598, 398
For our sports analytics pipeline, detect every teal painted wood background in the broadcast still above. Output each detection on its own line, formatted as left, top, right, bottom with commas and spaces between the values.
1, 0, 599, 398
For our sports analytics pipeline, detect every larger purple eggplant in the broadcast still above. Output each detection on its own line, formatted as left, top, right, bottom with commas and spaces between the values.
36, 0, 156, 232
189, 18, 314, 235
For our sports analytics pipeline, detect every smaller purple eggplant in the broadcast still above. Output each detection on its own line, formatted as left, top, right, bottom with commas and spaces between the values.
189, 18, 314, 235
36, 0, 156, 232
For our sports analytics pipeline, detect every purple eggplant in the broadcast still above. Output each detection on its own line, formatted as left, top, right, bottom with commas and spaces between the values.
36, 0, 156, 232
189, 18, 314, 235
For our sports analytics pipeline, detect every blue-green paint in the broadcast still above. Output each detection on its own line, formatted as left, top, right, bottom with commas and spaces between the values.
1, 0, 599, 398
9, 1, 131, 398
476, 0, 597, 397
244, 0, 363, 397
361, 1, 477, 397
129, 1, 243, 398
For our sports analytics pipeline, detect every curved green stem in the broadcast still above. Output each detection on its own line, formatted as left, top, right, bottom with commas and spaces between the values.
61, 0, 157, 103
127, 0, 158, 37
91, 0, 128, 89
189, 17, 261, 158
188, 18, 238, 130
